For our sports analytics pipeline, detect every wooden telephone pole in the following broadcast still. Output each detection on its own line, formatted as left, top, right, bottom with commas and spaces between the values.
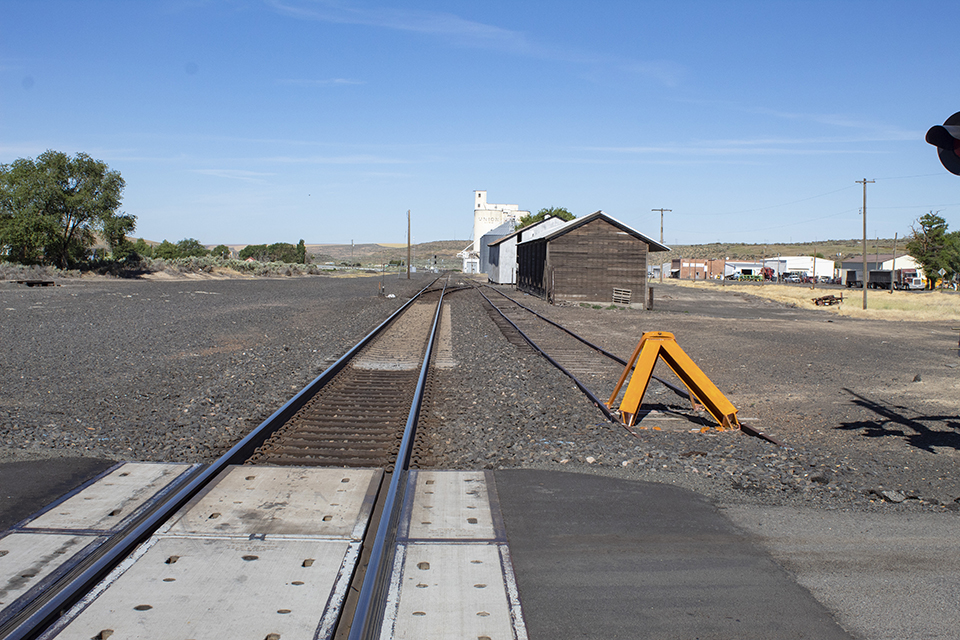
652, 208, 671, 282
856, 179, 874, 309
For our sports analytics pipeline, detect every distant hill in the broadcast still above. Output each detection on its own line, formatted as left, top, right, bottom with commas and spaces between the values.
660, 238, 907, 263
131, 236, 908, 266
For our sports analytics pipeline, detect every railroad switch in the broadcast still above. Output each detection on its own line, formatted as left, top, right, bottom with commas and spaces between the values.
606, 331, 740, 431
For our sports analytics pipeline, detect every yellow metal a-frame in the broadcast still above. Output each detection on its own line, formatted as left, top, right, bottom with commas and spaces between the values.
606, 331, 740, 430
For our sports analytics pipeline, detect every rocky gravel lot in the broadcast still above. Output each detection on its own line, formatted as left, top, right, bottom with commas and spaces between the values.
441, 281, 960, 513
0, 274, 424, 463
2, 273, 958, 516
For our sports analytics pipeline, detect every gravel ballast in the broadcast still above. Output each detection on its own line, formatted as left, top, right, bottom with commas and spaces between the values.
0, 274, 425, 463
2, 274, 958, 515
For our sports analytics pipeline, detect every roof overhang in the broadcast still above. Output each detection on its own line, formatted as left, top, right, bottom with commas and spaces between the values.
517, 210, 670, 251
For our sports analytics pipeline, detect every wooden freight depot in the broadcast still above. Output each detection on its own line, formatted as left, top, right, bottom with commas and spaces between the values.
516, 210, 669, 308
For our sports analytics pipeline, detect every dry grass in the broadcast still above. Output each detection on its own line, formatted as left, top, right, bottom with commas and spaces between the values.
670, 280, 960, 322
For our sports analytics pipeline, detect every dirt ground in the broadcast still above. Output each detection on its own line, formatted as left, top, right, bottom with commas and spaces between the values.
518, 280, 960, 505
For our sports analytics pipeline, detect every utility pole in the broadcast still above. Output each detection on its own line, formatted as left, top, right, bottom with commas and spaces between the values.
407, 209, 411, 280
652, 208, 671, 282
812, 243, 817, 291
856, 178, 875, 309
891, 232, 898, 294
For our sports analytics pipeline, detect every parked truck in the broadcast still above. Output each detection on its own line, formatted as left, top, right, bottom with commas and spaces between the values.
867, 269, 924, 290
868, 270, 893, 289
845, 269, 863, 288
895, 269, 924, 290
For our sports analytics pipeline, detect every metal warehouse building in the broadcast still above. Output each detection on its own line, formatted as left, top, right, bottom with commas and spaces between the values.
516, 210, 669, 307
486, 215, 568, 285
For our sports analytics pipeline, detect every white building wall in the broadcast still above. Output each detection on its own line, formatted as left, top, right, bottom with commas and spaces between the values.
762, 259, 788, 277
782, 256, 835, 277
472, 190, 528, 253
488, 216, 566, 284
881, 255, 920, 271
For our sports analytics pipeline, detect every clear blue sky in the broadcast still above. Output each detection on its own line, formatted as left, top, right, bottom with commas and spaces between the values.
3, 1, 959, 247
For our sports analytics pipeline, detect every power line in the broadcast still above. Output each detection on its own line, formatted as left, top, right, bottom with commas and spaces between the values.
695, 184, 857, 217
873, 172, 944, 180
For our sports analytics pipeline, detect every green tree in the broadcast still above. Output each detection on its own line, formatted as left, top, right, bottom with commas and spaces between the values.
942, 231, 960, 283
103, 213, 137, 260
0, 150, 130, 268
906, 212, 949, 289
154, 239, 179, 260
267, 242, 299, 263
238, 242, 305, 262
516, 206, 575, 230
176, 238, 209, 258
0, 205, 56, 264
239, 244, 268, 261
130, 238, 153, 258
210, 244, 231, 259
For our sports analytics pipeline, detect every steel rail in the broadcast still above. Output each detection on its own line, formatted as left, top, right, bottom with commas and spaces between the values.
483, 285, 785, 447
481, 284, 691, 399
2, 279, 441, 640
347, 277, 448, 640
474, 285, 622, 426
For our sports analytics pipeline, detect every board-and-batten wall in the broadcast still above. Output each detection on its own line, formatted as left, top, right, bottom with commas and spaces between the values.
519, 218, 649, 304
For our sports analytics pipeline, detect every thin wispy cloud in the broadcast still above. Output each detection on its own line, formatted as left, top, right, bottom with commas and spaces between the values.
669, 96, 918, 141
193, 169, 276, 182
265, 0, 685, 87
261, 154, 409, 165
277, 77, 365, 87
266, 0, 534, 53
620, 60, 686, 89
584, 143, 868, 157
0, 143, 51, 158
750, 107, 917, 139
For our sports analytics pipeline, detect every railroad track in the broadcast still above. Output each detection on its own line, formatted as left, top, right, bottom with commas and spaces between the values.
247, 290, 444, 469
3, 275, 764, 640
474, 284, 700, 427
476, 283, 781, 444
1, 278, 455, 640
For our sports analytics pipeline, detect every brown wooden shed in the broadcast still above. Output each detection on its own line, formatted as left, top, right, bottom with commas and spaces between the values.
516, 211, 669, 307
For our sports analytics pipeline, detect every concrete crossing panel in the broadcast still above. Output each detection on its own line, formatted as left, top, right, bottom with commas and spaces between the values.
384, 470, 526, 640
24, 463, 193, 532
50, 536, 357, 640
0, 533, 102, 614
406, 470, 495, 540
385, 543, 515, 640
46, 465, 382, 640
165, 466, 380, 538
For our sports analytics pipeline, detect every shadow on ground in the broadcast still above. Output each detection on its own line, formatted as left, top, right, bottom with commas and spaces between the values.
838, 388, 960, 453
